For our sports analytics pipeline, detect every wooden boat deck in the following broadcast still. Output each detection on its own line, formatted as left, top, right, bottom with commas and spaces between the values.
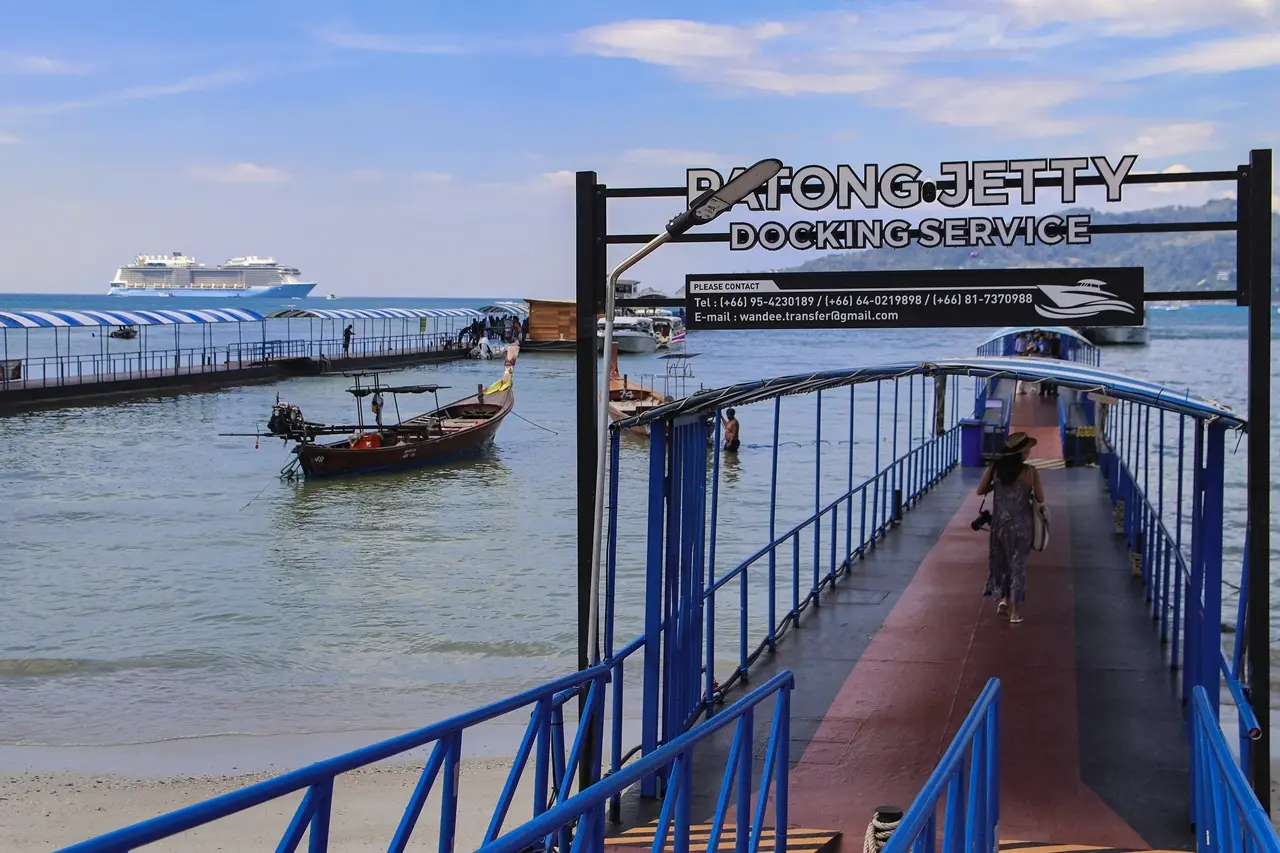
609, 394, 1193, 852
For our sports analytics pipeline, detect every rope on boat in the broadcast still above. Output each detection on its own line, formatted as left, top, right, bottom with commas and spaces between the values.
863, 806, 903, 853
279, 456, 302, 482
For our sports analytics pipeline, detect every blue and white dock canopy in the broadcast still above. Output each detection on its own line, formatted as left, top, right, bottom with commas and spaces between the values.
480, 301, 529, 318
0, 308, 265, 328
265, 307, 484, 320
612, 356, 1245, 431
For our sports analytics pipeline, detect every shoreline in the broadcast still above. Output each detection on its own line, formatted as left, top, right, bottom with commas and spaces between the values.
1, 757, 532, 852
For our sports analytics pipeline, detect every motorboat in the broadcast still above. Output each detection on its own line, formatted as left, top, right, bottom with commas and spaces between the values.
596, 315, 658, 354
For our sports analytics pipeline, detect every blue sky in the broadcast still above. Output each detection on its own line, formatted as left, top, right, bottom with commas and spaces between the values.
0, 0, 1276, 296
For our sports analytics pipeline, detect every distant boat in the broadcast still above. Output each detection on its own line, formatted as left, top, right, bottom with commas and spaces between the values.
325, 293, 340, 300
596, 316, 659, 354
109, 252, 316, 299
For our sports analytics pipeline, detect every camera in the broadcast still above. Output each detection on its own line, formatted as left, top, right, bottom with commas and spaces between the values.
971, 509, 992, 531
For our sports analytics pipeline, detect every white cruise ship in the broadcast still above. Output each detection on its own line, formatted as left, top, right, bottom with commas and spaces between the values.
108, 253, 317, 298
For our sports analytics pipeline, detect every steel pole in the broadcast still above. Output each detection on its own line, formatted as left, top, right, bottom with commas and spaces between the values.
1244, 149, 1272, 808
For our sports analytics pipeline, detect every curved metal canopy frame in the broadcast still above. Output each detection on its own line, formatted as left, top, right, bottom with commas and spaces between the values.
977, 326, 1094, 348
611, 355, 1245, 431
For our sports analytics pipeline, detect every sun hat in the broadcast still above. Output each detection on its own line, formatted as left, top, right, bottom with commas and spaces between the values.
1002, 432, 1038, 454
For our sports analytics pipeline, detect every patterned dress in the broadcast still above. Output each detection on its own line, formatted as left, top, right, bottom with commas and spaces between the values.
982, 468, 1034, 604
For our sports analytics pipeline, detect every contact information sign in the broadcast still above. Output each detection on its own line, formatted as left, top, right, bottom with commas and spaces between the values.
683, 267, 1144, 331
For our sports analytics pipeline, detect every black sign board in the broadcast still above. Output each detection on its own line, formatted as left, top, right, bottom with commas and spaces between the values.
684, 267, 1144, 331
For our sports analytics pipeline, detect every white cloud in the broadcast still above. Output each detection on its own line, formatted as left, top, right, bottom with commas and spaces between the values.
188, 163, 290, 184
0, 70, 248, 120
411, 171, 451, 184
573, 14, 1095, 136
534, 170, 576, 189
1117, 32, 1280, 78
317, 28, 466, 55
575, 19, 791, 67
0, 53, 91, 75
1137, 163, 1195, 193
875, 76, 1093, 137
1120, 122, 1217, 158
998, 0, 1278, 36
0, 133, 18, 145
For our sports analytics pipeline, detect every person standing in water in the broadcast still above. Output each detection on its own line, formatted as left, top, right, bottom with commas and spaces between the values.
721, 408, 740, 453
976, 432, 1044, 624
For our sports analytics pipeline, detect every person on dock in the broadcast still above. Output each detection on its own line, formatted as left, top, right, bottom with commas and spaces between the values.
976, 432, 1044, 624
721, 408, 740, 453
343, 324, 354, 356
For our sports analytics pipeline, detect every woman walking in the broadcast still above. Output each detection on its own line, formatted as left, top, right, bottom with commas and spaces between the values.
977, 432, 1045, 623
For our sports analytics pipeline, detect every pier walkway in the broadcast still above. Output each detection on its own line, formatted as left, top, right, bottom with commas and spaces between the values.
609, 393, 1191, 853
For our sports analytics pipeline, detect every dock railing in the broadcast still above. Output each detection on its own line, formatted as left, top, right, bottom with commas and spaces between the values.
621, 372, 967, 798
1190, 686, 1279, 853
882, 678, 1001, 853
1098, 399, 1260, 781
310, 331, 458, 360
57, 659, 621, 853
477, 671, 795, 853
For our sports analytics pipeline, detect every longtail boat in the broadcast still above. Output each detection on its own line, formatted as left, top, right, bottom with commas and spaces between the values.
259, 345, 518, 478
606, 343, 671, 437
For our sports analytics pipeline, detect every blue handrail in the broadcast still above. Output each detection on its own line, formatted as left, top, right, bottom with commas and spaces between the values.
57, 659, 618, 853
883, 677, 1001, 853
1190, 686, 1279, 853
477, 670, 795, 853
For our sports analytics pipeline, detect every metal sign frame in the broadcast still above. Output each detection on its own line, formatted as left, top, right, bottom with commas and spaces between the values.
573, 152, 1272, 803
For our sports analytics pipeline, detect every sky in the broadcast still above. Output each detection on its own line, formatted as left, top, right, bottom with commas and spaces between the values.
0, 0, 1276, 297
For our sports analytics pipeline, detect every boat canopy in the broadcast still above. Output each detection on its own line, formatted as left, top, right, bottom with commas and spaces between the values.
977, 326, 1093, 348
480, 301, 529, 318
347, 384, 449, 397
0, 308, 265, 328
266, 307, 484, 320
611, 356, 1245, 431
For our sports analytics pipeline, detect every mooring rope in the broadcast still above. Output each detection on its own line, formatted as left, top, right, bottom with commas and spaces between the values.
512, 411, 559, 434
863, 807, 902, 853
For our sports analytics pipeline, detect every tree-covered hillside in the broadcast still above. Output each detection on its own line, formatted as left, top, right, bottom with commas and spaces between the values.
790, 199, 1280, 295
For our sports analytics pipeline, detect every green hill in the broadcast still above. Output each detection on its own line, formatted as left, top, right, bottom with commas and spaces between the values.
788, 199, 1280, 295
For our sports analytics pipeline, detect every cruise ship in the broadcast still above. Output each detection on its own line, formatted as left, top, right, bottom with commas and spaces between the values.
108, 253, 317, 298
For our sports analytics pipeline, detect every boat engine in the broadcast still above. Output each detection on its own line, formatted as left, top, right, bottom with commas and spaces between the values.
267, 401, 307, 437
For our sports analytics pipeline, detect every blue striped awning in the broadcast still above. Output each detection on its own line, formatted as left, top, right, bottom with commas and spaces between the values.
265, 308, 484, 320
0, 308, 265, 328
480, 301, 529, 318
612, 356, 1245, 430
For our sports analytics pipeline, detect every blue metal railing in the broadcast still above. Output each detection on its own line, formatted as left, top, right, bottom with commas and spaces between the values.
1099, 399, 1260, 780
478, 671, 795, 853
882, 678, 1001, 853
698, 376, 962, 709
57, 660, 618, 853
1190, 686, 1279, 853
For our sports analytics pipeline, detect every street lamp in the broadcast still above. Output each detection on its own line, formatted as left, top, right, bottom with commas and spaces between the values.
587, 158, 784, 665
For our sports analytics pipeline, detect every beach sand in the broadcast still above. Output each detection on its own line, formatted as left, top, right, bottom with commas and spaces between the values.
0, 758, 532, 852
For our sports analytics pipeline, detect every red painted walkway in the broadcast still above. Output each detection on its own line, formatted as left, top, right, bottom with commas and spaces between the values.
778, 395, 1154, 849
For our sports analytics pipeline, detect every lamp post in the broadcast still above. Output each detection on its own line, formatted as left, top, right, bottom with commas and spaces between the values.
585, 158, 784, 667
